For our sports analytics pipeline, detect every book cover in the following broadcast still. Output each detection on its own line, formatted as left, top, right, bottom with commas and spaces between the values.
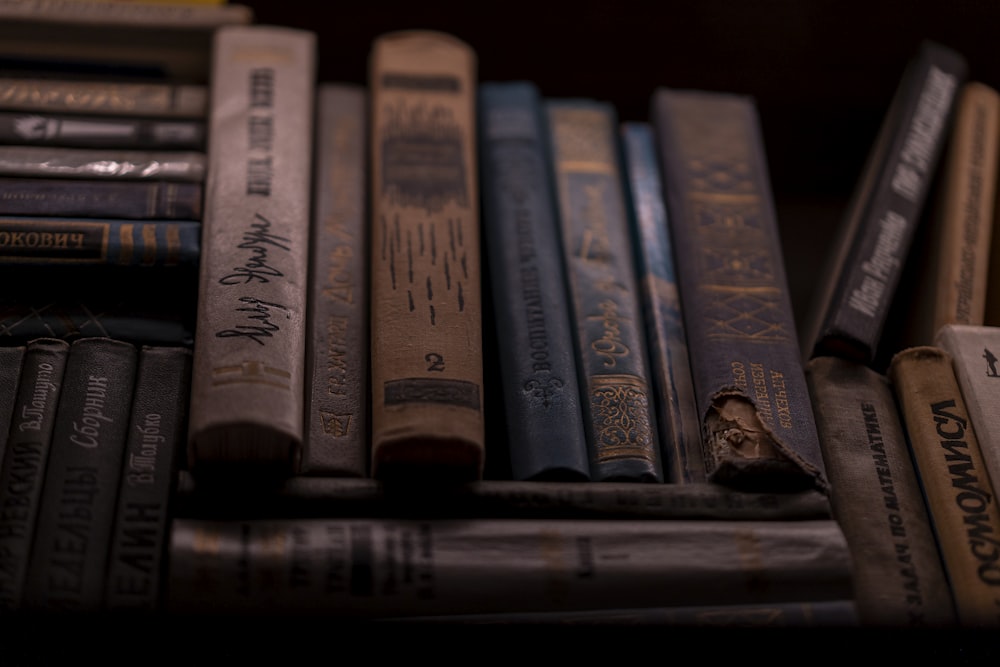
651, 87, 828, 493
545, 98, 663, 482
0, 77, 208, 117
104, 345, 191, 612
478, 81, 589, 482
0, 344, 24, 462
186, 25, 316, 473
0, 146, 206, 181
800, 40, 967, 365
22, 337, 137, 612
0, 217, 199, 267
303, 83, 368, 477
888, 345, 1000, 627
0, 111, 205, 150
805, 355, 957, 627
368, 31, 485, 481
0, 177, 202, 220
0, 338, 68, 611
621, 120, 706, 483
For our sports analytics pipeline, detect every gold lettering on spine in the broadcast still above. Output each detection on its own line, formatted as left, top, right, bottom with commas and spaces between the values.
118, 223, 132, 265
166, 224, 181, 266
142, 224, 157, 266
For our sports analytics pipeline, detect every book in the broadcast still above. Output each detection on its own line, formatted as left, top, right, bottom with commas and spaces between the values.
651, 87, 828, 493
902, 81, 1000, 348
0, 177, 203, 220
104, 344, 192, 612
0, 77, 208, 117
302, 83, 368, 477
935, 323, 1000, 497
21, 336, 137, 612
186, 25, 316, 473
0, 338, 69, 611
368, 31, 485, 481
546, 98, 662, 482
0, 146, 206, 181
478, 81, 589, 482
0, 344, 24, 461
620, 120, 706, 483
165, 516, 854, 618
0, 111, 205, 149
171, 471, 834, 521
804, 355, 957, 627
888, 345, 1000, 627
800, 40, 967, 365
0, 217, 199, 267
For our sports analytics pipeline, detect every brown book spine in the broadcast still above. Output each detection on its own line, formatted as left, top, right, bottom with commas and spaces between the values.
888, 345, 1000, 627
0, 78, 207, 118
368, 31, 484, 481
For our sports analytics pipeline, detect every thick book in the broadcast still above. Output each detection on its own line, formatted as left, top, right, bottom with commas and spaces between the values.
800, 41, 967, 365
934, 323, 1000, 497
0, 146, 206, 181
302, 83, 368, 477
22, 337, 138, 612
0, 77, 208, 117
888, 345, 1000, 628
804, 355, 956, 627
186, 25, 316, 473
0, 111, 205, 150
104, 345, 191, 612
0, 177, 202, 220
478, 81, 589, 482
0, 344, 24, 462
0, 217, 199, 267
546, 98, 662, 482
368, 31, 485, 481
0, 338, 69, 611
651, 87, 828, 493
166, 517, 854, 618
621, 120, 706, 483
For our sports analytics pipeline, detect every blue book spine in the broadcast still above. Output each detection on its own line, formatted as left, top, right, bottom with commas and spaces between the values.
479, 82, 589, 481
620, 122, 707, 483
0, 216, 200, 267
546, 98, 663, 482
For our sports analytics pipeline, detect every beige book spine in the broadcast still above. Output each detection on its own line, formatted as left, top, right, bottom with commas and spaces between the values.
368, 30, 484, 481
888, 345, 1000, 627
186, 25, 316, 472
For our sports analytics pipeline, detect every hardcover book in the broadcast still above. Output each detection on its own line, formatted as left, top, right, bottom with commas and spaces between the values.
186, 25, 316, 473
621, 120, 706, 483
0, 146, 206, 181
0, 77, 208, 117
368, 30, 485, 481
478, 81, 589, 481
0, 177, 203, 220
651, 87, 828, 493
303, 83, 369, 477
888, 345, 1000, 627
0, 111, 205, 150
0, 344, 24, 462
800, 40, 967, 365
546, 98, 662, 482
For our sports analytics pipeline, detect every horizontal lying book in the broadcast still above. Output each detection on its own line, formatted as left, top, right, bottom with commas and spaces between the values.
0, 146, 206, 181
0, 111, 206, 150
0, 177, 202, 220
0, 77, 208, 117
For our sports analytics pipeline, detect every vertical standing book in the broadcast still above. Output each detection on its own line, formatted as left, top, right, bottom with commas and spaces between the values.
652, 88, 827, 493
186, 25, 316, 473
368, 31, 484, 481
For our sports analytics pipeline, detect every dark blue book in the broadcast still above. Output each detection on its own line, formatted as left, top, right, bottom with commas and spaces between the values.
0, 177, 203, 220
478, 81, 589, 482
620, 121, 706, 483
651, 88, 828, 493
545, 98, 662, 482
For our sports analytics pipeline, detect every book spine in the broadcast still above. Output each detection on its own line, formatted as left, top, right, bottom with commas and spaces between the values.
166, 517, 853, 617
478, 81, 589, 482
186, 25, 315, 472
805, 355, 957, 627
0, 178, 203, 220
0, 0, 254, 26
0, 217, 199, 267
104, 345, 191, 612
545, 99, 662, 482
368, 31, 485, 481
888, 345, 1000, 627
0, 301, 194, 346
652, 88, 827, 492
0, 78, 207, 118
620, 121, 706, 483
0, 344, 25, 462
803, 41, 967, 363
302, 83, 369, 477
22, 337, 137, 612
0, 338, 68, 611
0, 146, 206, 182
0, 111, 206, 150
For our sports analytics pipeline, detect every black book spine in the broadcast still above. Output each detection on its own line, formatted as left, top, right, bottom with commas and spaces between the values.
22, 337, 137, 612
0, 111, 206, 150
0, 344, 25, 462
0, 178, 203, 220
